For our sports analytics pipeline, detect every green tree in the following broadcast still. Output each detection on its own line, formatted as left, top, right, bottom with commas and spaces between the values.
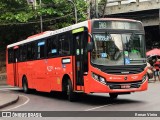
0, 0, 87, 52
0, 0, 87, 27
98, 0, 107, 17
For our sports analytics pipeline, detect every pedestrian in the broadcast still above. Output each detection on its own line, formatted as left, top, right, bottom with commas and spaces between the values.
153, 58, 160, 82
147, 62, 153, 80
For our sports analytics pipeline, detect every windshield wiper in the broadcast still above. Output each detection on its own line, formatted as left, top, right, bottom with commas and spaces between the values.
130, 58, 146, 62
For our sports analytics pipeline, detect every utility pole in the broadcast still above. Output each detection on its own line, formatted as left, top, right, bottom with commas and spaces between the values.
102, 0, 107, 18
68, 0, 78, 23
39, 0, 43, 32
87, 0, 91, 19
26, 0, 43, 32
95, 0, 99, 18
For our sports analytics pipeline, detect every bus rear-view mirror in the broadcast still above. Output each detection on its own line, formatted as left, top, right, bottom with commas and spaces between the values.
87, 42, 93, 52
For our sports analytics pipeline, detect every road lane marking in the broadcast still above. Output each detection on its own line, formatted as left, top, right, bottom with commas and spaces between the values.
84, 104, 115, 111
0, 85, 22, 91
0, 85, 12, 88
1, 95, 30, 111
0, 88, 22, 91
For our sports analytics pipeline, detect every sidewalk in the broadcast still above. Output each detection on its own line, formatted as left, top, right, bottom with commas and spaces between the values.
0, 73, 19, 109
0, 92, 19, 109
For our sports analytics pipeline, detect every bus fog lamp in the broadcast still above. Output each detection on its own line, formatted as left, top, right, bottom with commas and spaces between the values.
99, 77, 106, 85
142, 74, 147, 82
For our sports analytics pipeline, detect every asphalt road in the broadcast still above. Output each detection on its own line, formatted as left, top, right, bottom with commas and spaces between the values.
0, 80, 160, 120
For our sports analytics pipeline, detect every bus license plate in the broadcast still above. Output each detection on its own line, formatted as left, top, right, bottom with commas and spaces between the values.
121, 84, 131, 89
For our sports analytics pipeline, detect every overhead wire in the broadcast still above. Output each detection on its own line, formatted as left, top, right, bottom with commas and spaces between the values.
0, 12, 74, 26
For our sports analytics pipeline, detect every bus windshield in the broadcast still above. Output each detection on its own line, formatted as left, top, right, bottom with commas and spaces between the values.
91, 33, 146, 66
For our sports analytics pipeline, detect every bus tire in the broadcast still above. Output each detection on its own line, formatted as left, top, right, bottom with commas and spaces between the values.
67, 79, 76, 102
109, 93, 118, 99
22, 77, 30, 94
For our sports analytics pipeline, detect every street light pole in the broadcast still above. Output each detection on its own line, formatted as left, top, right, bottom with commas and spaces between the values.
68, 0, 77, 23
27, 0, 43, 32
39, 0, 43, 32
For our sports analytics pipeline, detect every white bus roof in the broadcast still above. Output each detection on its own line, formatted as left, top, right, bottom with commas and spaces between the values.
7, 20, 89, 48
7, 18, 141, 48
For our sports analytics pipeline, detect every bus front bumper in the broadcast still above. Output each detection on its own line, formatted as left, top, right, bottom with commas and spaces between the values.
84, 78, 148, 94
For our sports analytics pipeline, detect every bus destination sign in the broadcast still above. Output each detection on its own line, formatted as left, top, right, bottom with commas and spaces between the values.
93, 21, 143, 30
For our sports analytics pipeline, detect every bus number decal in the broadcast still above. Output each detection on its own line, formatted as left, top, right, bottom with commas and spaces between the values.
99, 22, 107, 29
47, 66, 53, 72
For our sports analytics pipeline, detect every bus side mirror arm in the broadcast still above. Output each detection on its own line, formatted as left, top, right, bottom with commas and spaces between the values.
87, 42, 93, 52
87, 33, 94, 52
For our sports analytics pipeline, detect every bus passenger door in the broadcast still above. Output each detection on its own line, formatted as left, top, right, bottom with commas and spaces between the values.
13, 47, 19, 86
72, 28, 88, 88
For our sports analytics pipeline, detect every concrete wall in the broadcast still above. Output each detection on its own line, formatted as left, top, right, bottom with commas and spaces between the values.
103, 0, 160, 27
105, 0, 160, 15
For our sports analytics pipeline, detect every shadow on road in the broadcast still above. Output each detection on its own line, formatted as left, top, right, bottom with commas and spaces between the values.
13, 89, 145, 106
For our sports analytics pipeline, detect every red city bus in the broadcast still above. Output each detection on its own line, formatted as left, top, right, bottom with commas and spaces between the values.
6, 18, 148, 101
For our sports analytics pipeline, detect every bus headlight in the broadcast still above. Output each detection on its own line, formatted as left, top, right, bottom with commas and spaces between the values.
92, 72, 106, 85
142, 74, 147, 83
99, 77, 106, 85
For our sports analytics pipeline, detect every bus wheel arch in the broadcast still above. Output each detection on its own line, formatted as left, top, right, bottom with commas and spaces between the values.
62, 74, 76, 102
62, 74, 71, 92
22, 75, 30, 93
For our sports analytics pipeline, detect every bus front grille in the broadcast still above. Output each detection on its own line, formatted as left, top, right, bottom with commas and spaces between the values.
107, 81, 142, 89
92, 64, 146, 75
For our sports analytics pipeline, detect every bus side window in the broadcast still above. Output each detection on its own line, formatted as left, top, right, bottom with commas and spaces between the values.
27, 43, 32, 60
19, 46, 23, 62
59, 33, 70, 56
8, 48, 14, 63
47, 38, 52, 57
27, 42, 37, 60
31, 42, 37, 60
22, 45, 27, 61
47, 36, 59, 57
37, 40, 45, 59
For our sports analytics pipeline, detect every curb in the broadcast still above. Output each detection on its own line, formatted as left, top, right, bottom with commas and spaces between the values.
0, 95, 19, 109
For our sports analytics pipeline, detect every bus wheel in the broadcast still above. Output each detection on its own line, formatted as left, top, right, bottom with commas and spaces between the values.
67, 79, 76, 102
109, 93, 118, 99
22, 77, 29, 93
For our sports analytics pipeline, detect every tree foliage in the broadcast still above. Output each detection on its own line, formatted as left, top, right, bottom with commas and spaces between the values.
98, 0, 107, 17
0, 0, 87, 52
0, 0, 87, 26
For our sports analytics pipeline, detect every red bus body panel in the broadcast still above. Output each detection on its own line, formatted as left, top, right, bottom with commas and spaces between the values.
7, 56, 74, 92
84, 65, 148, 93
6, 18, 148, 95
